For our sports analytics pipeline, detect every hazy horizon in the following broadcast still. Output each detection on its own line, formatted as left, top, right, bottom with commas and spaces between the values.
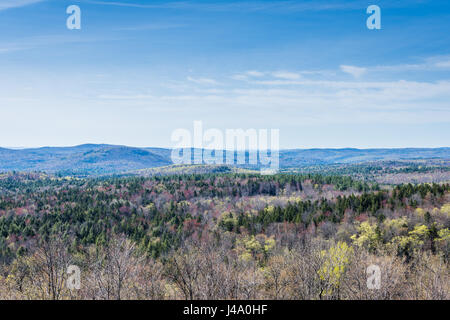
1, 143, 450, 151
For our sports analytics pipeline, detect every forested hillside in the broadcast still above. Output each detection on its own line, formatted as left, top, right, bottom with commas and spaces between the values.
0, 171, 448, 300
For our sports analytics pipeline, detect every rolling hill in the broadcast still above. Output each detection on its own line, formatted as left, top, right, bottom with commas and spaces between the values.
0, 144, 449, 175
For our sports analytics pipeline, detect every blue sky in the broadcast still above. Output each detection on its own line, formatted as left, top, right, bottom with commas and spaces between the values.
0, 0, 449, 148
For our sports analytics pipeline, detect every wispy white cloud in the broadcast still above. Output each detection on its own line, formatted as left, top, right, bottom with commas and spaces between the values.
88, 78, 450, 126
340, 65, 367, 78
231, 70, 265, 80
98, 94, 154, 100
232, 69, 333, 82
0, 35, 120, 54
435, 60, 450, 68
0, 0, 45, 11
246, 70, 265, 77
187, 76, 218, 85
272, 71, 301, 80
83, 0, 425, 13
0, 45, 24, 54
230, 74, 248, 81
422, 56, 450, 69
371, 56, 450, 72
114, 23, 188, 31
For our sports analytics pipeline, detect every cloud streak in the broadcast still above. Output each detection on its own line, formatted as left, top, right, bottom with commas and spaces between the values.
0, 35, 121, 54
0, 0, 45, 11
187, 76, 219, 85
272, 71, 301, 80
87, 78, 450, 126
81, 0, 389, 12
368, 56, 450, 72
340, 65, 367, 78
114, 23, 188, 31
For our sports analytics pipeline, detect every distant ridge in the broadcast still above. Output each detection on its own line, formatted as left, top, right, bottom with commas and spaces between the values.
0, 144, 171, 175
0, 144, 449, 175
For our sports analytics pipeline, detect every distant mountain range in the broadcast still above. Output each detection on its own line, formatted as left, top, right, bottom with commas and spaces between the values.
0, 144, 449, 175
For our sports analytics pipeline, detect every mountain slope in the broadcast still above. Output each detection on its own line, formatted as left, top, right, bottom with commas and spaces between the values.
0, 144, 171, 174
